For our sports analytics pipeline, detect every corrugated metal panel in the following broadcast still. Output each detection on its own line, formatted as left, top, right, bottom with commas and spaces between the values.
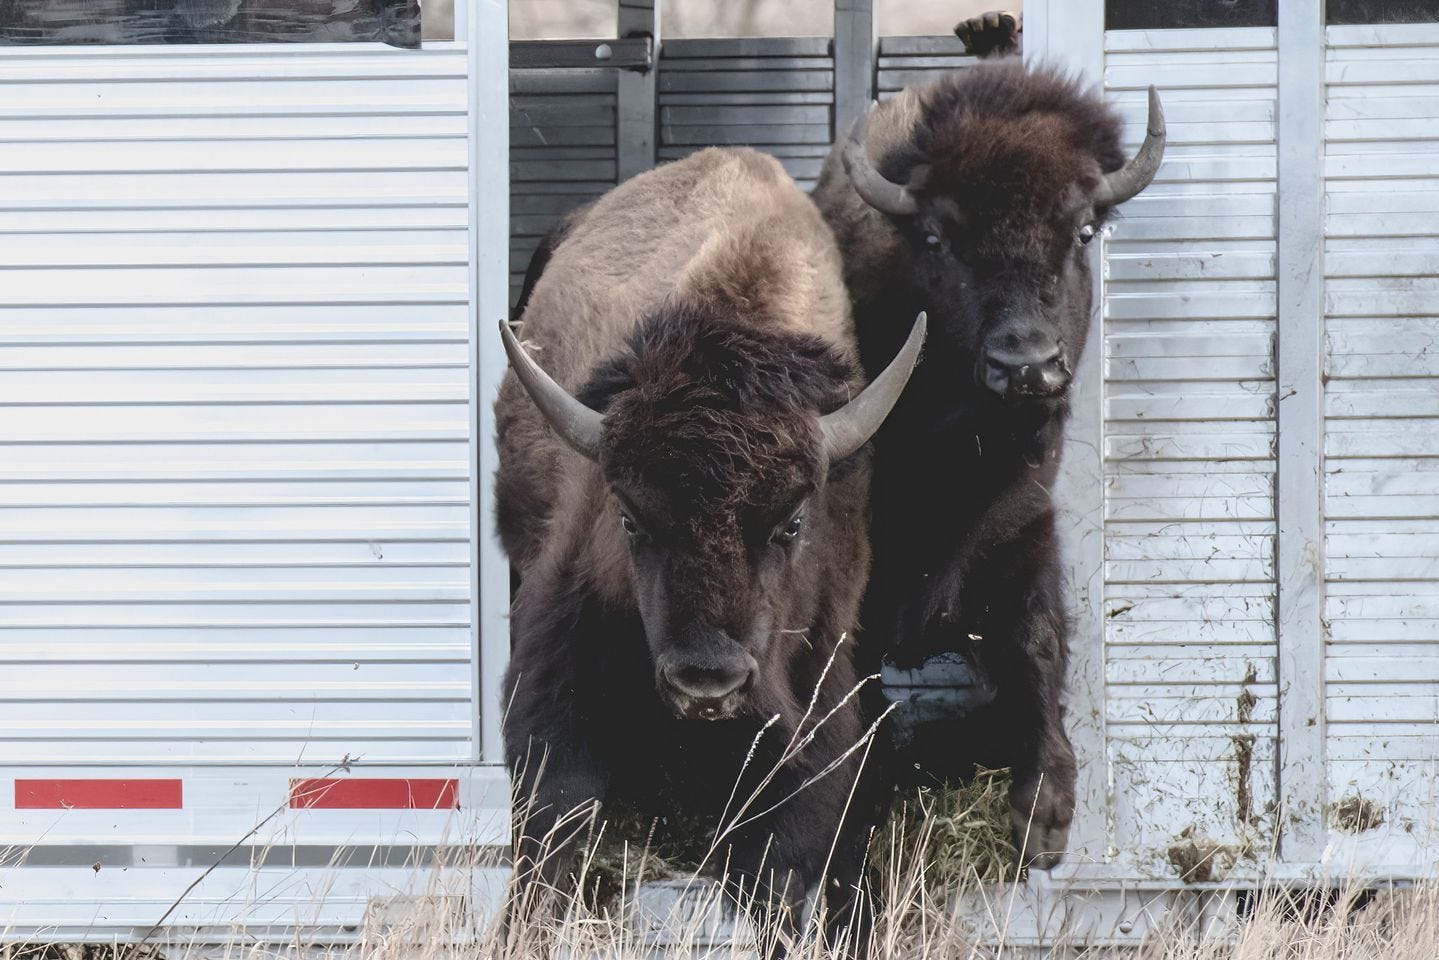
0, 45, 475, 767
1101, 27, 1280, 874
876, 34, 977, 98
509, 51, 618, 306
1324, 22, 1439, 844
658, 37, 834, 190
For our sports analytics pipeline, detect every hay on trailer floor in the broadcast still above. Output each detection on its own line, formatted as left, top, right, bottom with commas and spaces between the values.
580, 801, 715, 911
869, 767, 1019, 891
582, 766, 1020, 912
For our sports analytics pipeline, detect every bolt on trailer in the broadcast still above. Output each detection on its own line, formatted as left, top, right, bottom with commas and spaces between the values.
5, 0, 1439, 947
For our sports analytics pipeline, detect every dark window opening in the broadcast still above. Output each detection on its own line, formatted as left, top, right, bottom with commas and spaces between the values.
1328, 0, 1439, 23
1106, 0, 1277, 30
0, 0, 422, 48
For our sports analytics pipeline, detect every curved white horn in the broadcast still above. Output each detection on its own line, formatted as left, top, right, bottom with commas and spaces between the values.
820, 312, 927, 463
842, 107, 920, 217
1094, 86, 1166, 207
498, 320, 604, 461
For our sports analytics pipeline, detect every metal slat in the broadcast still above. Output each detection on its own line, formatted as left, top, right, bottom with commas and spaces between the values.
616, 1, 657, 181
509, 38, 650, 70
661, 37, 831, 59
659, 90, 833, 105
833, 0, 874, 138
660, 103, 827, 124
662, 56, 833, 73
878, 35, 969, 55
509, 69, 618, 95
1274, 0, 1328, 863
660, 123, 831, 145
658, 70, 833, 93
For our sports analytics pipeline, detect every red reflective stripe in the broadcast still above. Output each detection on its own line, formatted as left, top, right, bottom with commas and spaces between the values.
15, 779, 183, 810
288, 778, 459, 810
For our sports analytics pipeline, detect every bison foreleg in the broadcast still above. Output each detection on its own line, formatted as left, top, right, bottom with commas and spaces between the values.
722, 768, 872, 958
498, 739, 607, 951
986, 577, 1076, 870
1007, 707, 1076, 871
500, 586, 612, 939
509, 740, 607, 888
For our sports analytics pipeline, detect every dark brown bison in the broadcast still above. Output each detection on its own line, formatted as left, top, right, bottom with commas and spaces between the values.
494, 146, 924, 948
811, 60, 1164, 868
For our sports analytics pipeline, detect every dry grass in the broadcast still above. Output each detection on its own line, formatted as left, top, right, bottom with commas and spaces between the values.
11, 834, 1439, 960
10, 680, 1437, 958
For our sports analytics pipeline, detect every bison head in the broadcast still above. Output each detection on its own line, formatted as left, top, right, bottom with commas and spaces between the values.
843, 67, 1163, 408
500, 311, 924, 721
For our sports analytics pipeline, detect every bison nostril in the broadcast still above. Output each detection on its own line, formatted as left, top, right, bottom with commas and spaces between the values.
980, 347, 1070, 399
666, 662, 752, 701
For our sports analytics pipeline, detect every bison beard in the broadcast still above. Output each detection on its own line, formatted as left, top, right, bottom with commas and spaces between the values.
812, 61, 1164, 868
495, 148, 921, 955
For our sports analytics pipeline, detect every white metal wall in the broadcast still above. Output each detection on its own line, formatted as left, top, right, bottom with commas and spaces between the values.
0, 44, 476, 768
0, 28, 514, 939
1099, 27, 1281, 876
1324, 22, 1439, 865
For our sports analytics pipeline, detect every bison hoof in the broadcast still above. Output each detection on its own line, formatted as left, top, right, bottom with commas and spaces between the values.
954, 10, 1020, 58
1010, 782, 1072, 871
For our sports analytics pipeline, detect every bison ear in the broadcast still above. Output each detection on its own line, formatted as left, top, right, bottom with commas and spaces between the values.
819, 312, 927, 463
498, 320, 605, 462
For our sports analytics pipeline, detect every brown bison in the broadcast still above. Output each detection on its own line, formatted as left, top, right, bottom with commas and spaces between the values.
811, 59, 1164, 867
494, 146, 924, 947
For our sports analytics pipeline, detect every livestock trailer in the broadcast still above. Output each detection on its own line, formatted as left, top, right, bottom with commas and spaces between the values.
4, 0, 1439, 947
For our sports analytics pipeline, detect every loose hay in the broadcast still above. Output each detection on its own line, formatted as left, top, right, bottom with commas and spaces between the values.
580, 802, 714, 910
869, 766, 1018, 892
582, 768, 1020, 914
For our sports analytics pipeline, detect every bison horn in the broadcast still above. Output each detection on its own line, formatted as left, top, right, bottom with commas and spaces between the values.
842, 105, 920, 217
1094, 86, 1166, 207
820, 311, 927, 463
498, 320, 604, 461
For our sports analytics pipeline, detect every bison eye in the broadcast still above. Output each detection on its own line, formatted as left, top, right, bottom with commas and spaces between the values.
924, 233, 942, 251
774, 516, 804, 544
620, 512, 639, 536
1077, 224, 1097, 245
